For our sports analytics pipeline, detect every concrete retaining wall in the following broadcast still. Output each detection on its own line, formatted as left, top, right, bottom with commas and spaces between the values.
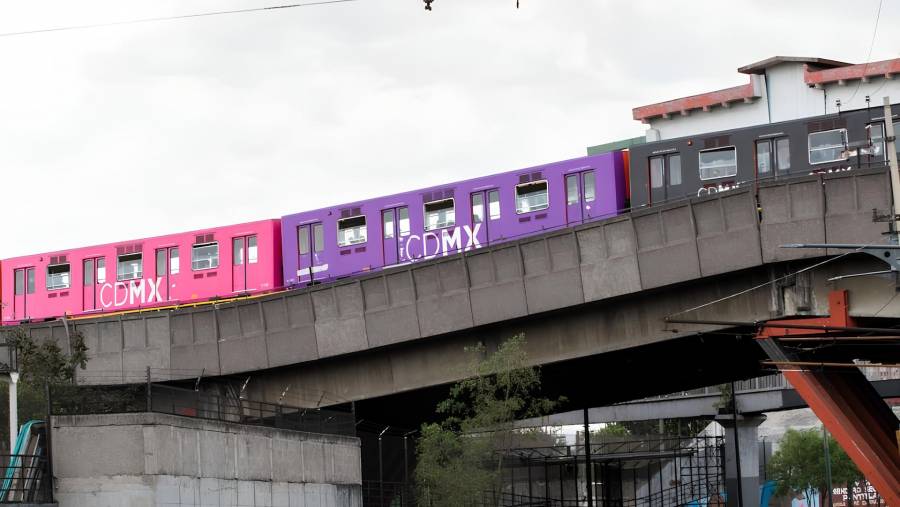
51, 412, 361, 507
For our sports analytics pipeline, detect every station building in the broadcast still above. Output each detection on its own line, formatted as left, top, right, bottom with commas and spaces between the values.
631, 56, 900, 142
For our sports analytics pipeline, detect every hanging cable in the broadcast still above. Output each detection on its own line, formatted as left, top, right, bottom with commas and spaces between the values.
0, 0, 358, 38
847, 0, 884, 103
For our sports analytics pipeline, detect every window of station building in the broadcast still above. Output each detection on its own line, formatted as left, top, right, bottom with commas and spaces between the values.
584, 171, 596, 201
97, 258, 106, 283
191, 242, 219, 271
566, 174, 579, 205
424, 198, 455, 230
808, 129, 847, 165
515, 181, 549, 214
698, 147, 737, 180
471, 193, 484, 224
338, 216, 367, 246
117, 253, 143, 281
488, 190, 500, 220
649, 157, 664, 188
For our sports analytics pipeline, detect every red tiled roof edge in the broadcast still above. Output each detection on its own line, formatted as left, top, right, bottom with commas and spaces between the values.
632, 79, 759, 122
804, 58, 900, 86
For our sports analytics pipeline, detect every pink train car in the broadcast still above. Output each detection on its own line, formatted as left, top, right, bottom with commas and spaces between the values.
1, 220, 282, 324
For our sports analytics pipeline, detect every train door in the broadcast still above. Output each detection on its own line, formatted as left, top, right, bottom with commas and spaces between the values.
13, 267, 34, 320
648, 154, 682, 204
470, 189, 500, 247
381, 206, 409, 265
231, 236, 257, 292
297, 223, 326, 284
565, 170, 597, 224
82, 258, 104, 311
755, 137, 791, 180
155, 248, 178, 300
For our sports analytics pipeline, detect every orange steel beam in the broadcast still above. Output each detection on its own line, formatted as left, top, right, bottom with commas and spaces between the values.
757, 290, 900, 503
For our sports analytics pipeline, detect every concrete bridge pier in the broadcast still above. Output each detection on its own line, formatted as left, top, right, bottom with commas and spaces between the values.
716, 414, 765, 507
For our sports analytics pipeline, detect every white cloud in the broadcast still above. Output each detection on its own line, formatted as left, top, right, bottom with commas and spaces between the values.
0, 0, 897, 257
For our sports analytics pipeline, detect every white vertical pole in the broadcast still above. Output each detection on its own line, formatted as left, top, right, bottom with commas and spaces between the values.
882, 97, 900, 237
8, 372, 18, 454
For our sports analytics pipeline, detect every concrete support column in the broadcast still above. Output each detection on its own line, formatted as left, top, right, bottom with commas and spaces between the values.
716, 414, 765, 507
8, 372, 18, 453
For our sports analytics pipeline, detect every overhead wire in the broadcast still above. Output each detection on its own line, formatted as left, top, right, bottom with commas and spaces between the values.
846, 0, 884, 104
0, 0, 358, 38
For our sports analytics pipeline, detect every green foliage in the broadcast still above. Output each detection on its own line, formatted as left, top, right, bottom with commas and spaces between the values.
592, 422, 630, 440
768, 428, 863, 503
0, 327, 89, 450
415, 334, 564, 507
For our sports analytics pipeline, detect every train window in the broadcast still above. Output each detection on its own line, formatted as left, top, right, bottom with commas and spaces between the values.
808, 129, 847, 164
515, 181, 549, 214
46, 264, 70, 290
83, 259, 94, 286
668, 156, 681, 186
488, 190, 501, 220
869, 123, 885, 157
248, 236, 258, 263
14, 270, 24, 295
97, 258, 106, 283
298, 226, 310, 254
157, 248, 169, 273
424, 198, 456, 230
649, 157, 664, 188
338, 216, 367, 246
170, 249, 179, 274
233, 238, 244, 265
699, 147, 737, 180
191, 243, 219, 271
584, 171, 596, 201
398, 207, 410, 236
776, 138, 791, 170
756, 141, 772, 174
383, 210, 395, 239
566, 175, 579, 205
117, 253, 143, 281
471, 193, 484, 224
313, 223, 324, 251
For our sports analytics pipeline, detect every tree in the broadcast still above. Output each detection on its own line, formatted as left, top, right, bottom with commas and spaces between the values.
768, 428, 863, 506
0, 327, 88, 451
415, 334, 564, 507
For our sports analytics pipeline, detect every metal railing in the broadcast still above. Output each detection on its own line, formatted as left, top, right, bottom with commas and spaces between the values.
50, 382, 356, 437
0, 454, 52, 503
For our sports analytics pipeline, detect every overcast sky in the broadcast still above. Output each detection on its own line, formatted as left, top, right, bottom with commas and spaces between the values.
0, 0, 897, 258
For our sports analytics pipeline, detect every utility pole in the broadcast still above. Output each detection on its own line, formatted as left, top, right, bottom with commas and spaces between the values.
883, 97, 899, 238
7, 372, 18, 453
823, 426, 833, 507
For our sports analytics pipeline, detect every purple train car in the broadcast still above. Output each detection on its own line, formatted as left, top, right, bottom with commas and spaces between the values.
280, 152, 626, 286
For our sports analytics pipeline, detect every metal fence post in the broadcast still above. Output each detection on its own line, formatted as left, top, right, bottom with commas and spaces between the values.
44, 382, 54, 503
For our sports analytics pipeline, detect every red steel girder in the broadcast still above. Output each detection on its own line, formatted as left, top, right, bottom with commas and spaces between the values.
756, 290, 900, 503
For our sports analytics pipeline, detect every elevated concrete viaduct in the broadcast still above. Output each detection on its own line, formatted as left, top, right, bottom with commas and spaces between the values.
18, 167, 900, 419
15, 167, 900, 506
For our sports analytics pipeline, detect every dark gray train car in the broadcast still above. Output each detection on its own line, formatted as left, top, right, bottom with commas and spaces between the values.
629, 104, 899, 208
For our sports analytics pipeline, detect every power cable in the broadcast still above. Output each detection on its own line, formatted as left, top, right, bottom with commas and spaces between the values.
0, 0, 358, 38
847, 0, 884, 104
